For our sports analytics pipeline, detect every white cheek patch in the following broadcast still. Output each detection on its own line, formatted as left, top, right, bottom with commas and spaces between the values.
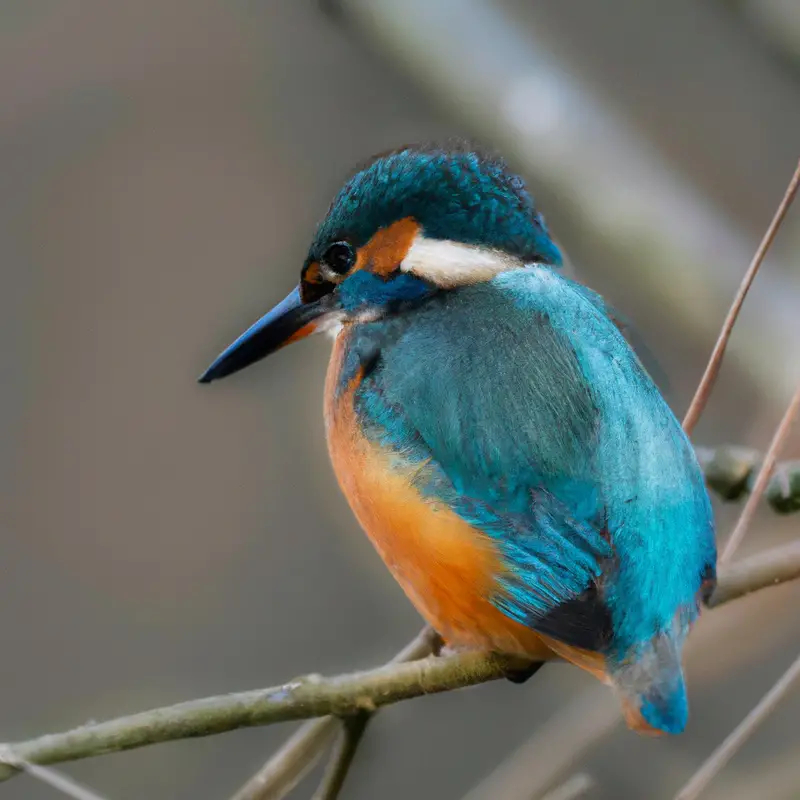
325, 307, 385, 339
316, 311, 345, 340
400, 234, 524, 288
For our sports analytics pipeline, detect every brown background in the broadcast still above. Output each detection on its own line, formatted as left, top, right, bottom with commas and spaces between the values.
1, 2, 799, 798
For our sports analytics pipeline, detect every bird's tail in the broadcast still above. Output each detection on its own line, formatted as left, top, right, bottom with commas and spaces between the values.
611, 633, 689, 736
540, 628, 691, 735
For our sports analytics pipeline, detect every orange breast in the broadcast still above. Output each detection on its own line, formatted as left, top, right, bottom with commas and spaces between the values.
323, 331, 561, 662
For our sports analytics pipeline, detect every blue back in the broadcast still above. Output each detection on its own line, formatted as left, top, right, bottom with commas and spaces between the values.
346, 266, 716, 666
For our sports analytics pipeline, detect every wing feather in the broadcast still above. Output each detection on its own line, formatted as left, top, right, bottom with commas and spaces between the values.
354, 267, 714, 655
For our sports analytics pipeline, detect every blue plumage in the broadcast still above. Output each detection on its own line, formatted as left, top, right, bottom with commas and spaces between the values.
338, 270, 431, 311
308, 144, 562, 266
201, 143, 717, 735
350, 267, 715, 732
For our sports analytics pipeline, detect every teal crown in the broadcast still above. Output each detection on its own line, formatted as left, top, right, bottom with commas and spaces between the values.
308, 143, 562, 265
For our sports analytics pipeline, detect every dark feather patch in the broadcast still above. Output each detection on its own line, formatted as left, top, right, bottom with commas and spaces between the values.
534, 586, 613, 652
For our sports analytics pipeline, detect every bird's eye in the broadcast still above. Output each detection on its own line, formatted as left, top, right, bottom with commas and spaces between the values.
323, 241, 356, 276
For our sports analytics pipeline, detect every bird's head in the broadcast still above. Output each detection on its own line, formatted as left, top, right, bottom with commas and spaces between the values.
199, 143, 561, 383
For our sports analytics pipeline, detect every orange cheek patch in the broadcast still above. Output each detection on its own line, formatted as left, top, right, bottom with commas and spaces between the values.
285, 321, 317, 346
301, 261, 332, 303
355, 217, 420, 277
303, 261, 323, 284
300, 261, 322, 299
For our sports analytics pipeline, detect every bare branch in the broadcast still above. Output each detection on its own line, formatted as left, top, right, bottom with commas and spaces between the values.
682, 158, 800, 436
311, 714, 370, 800
230, 626, 440, 800
0, 651, 513, 784
0, 748, 110, 800
721, 384, 800, 562
707, 539, 800, 608
231, 719, 338, 800
0, 546, 797, 784
674, 650, 800, 800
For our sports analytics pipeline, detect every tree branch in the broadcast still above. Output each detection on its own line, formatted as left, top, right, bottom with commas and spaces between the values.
0, 651, 511, 784
311, 713, 370, 800
707, 539, 800, 608
228, 626, 440, 800
1, 541, 798, 784
0, 749, 110, 800
230, 719, 338, 800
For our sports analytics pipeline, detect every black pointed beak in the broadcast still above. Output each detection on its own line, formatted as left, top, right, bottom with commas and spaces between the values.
198, 286, 338, 384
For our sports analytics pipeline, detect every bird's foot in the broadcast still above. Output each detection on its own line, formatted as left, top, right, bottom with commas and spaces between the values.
501, 657, 545, 684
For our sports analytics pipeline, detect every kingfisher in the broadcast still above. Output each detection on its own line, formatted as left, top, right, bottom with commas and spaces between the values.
200, 144, 716, 735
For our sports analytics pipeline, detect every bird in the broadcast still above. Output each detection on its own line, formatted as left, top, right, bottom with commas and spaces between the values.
199, 143, 716, 735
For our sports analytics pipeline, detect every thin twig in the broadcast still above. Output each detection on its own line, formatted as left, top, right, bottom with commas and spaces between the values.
0, 748, 110, 800
707, 539, 800, 607
720, 383, 800, 562
230, 626, 439, 800
674, 650, 800, 800
231, 719, 339, 800
0, 545, 796, 784
682, 158, 800, 436
311, 713, 370, 800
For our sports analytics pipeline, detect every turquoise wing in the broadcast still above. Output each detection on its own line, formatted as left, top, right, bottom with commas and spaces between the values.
354, 266, 715, 660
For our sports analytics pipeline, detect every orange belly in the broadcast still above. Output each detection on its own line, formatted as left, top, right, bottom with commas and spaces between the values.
323, 332, 605, 672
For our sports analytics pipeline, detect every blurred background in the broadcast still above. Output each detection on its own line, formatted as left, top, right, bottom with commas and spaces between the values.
1, 1, 799, 798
